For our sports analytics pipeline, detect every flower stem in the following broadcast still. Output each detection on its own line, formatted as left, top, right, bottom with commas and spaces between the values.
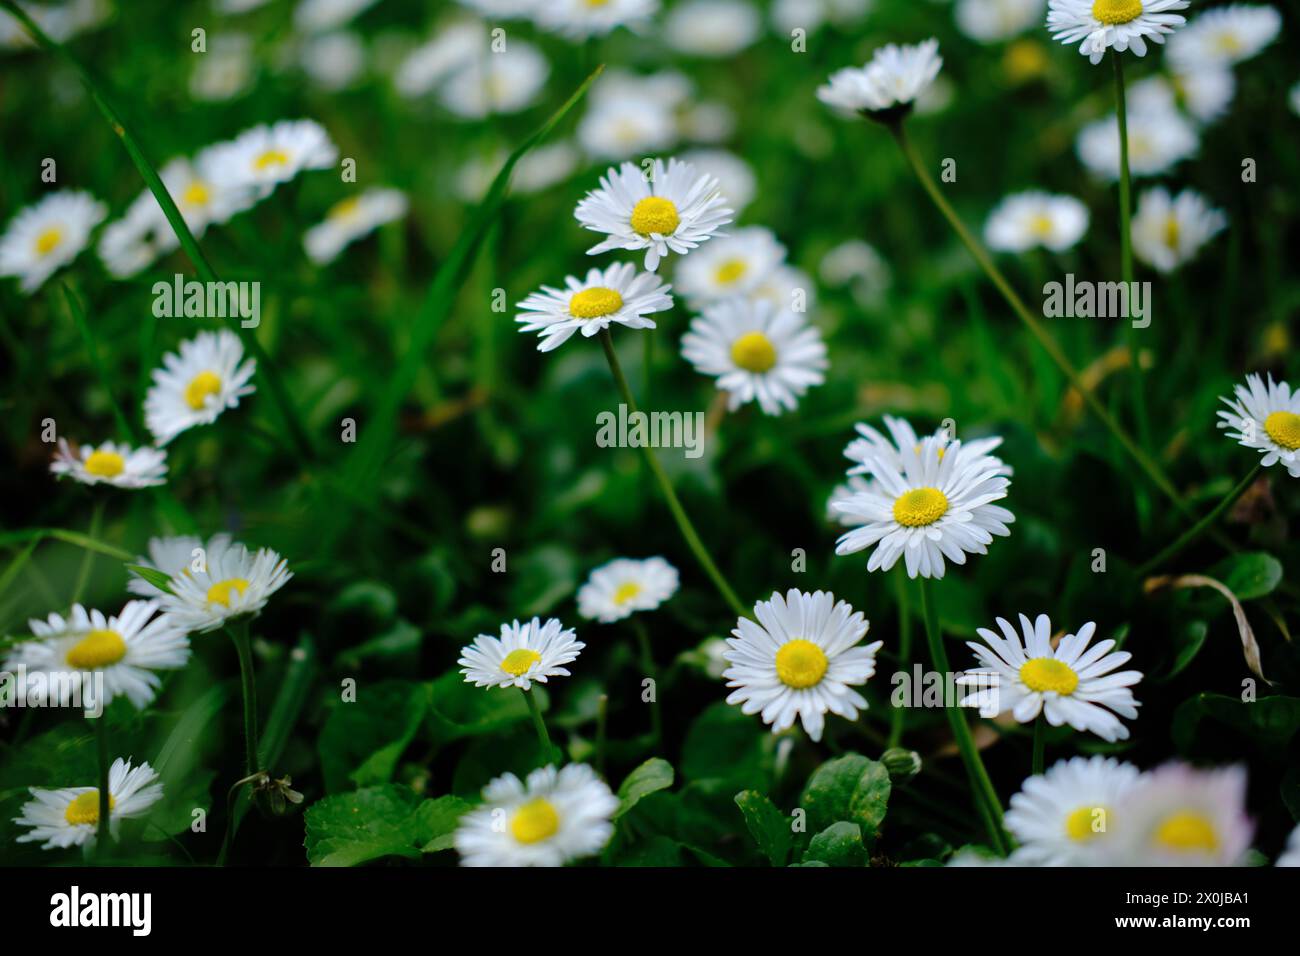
887, 121, 1188, 520
1112, 52, 1150, 456
1032, 715, 1046, 776
918, 578, 1010, 855
595, 693, 608, 777
71, 498, 104, 606
522, 687, 552, 755
93, 714, 110, 859
227, 621, 261, 778
598, 329, 747, 618
632, 617, 662, 746
887, 569, 912, 749
1137, 464, 1262, 576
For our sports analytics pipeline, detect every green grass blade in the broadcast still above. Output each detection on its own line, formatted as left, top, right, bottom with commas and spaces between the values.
62, 284, 138, 444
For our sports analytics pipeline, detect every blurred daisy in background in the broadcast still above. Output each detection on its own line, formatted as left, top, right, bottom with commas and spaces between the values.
5, 600, 190, 712
772, 0, 873, 36
1107, 763, 1253, 866
750, 264, 816, 316
957, 614, 1143, 742
456, 0, 537, 17
216, 0, 273, 11
1290, 80, 1300, 117
678, 149, 755, 214
1131, 186, 1226, 273
664, 0, 761, 58
984, 190, 1089, 253
1167, 3, 1281, 69
190, 33, 255, 102
13, 758, 163, 850
50, 439, 167, 489
819, 238, 892, 308
438, 42, 549, 119
454, 141, 580, 201
675, 226, 787, 306
817, 39, 943, 116
455, 764, 618, 866
955, 0, 1045, 43
576, 157, 733, 271
832, 431, 1013, 579
827, 475, 874, 526
681, 298, 828, 415
304, 188, 408, 264
393, 18, 485, 99
293, 0, 380, 33
534, 0, 658, 39
577, 557, 680, 623
160, 538, 292, 634
1046, 0, 1188, 65
576, 70, 733, 159
459, 617, 584, 691
145, 330, 256, 446
578, 95, 679, 160
207, 119, 338, 199
1076, 108, 1197, 179
1129, 71, 1235, 126
722, 589, 881, 742
515, 261, 673, 352
1005, 756, 1140, 865
1217, 373, 1300, 477
0, 190, 105, 293
1277, 824, 1300, 866
128, 534, 231, 598
0, 0, 108, 51
299, 31, 367, 91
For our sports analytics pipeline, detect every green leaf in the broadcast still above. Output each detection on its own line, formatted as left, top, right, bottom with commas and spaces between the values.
804, 821, 868, 867
615, 758, 675, 819
681, 701, 768, 789
734, 790, 792, 866
305, 785, 460, 867
425, 670, 532, 746
1210, 552, 1283, 601
1172, 693, 1300, 754
800, 753, 892, 838
417, 796, 475, 853
125, 565, 174, 595
1156, 619, 1208, 683
318, 681, 428, 792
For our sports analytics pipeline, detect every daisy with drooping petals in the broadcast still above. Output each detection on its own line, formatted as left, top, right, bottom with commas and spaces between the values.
984, 191, 1090, 253
454, 763, 618, 866
4, 600, 190, 712
1005, 756, 1141, 865
14, 757, 164, 850
1046, 0, 1189, 65
534, 0, 657, 39
304, 188, 408, 264
459, 618, 584, 691
50, 439, 167, 489
1131, 186, 1226, 274
575, 158, 733, 272
722, 589, 881, 742
1217, 374, 1300, 477
680, 298, 827, 416
126, 533, 233, 598
0, 191, 106, 293
1104, 763, 1253, 866
577, 557, 680, 623
1276, 824, 1300, 866
1167, 3, 1281, 69
1076, 107, 1198, 179
144, 330, 256, 446
515, 262, 673, 352
159, 538, 292, 634
957, 614, 1143, 742
207, 119, 339, 199
832, 430, 1014, 579
675, 226, 787, 307
817, 39, 943, 117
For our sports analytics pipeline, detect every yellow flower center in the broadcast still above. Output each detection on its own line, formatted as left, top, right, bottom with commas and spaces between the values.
892, 487, 949, 527
714, 258, 748, 285
64, 790, 114, 826
1092, 0, 1143, 25
254, 148, 290, 171
1163, 215, 1181, 250
510, 798, 560, 844
34, 226, 63, 256
1214, 32, 1243, 54
629, 196, 680, 237
184, 370, 223, 410
329, 196, 362, 220
1019, 657, 1080, 695
569, 287, 624, 319
1153, 811, 1219, 852
1263, 411, 1300, 451
1003, 40, 1049, 82
84, 450, 126, 477
774, 639, 828, 689
1066, 805, 1108, 841
500, 648, 542, 676
182, 181, 211, 208
1030, 214, 1055, 238
585, 0, 611, 8
730, 331, 777, 373
613, 581, 642, 604
65, 629, 128, 669
207, 578, 250, 607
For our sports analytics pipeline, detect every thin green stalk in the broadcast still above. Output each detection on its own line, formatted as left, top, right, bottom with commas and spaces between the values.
917, 578, 1010, 855
887, 569, 912, 749
64, 284, 138, 444
887, 121, 1189, 520
94, 715, 110, 858
522, 688, 552, 753
598, 329, 747, 618
595, 693, 608, 777
631, 617, 662, 745
1032, 715, 1045, 776
227, 621, 261, 777
1138, 464, 1261, 576
1112, 52, 1150, 455
71, 498, 105, 606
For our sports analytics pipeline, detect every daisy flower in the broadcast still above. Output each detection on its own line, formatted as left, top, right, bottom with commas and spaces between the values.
1129, 71, 1235, 125
817, 39, 943, 117
1167, 3, 1281, 69
515, 261, 673, 352
293, 0, 381, 33
533, 0, 658, 39
4, 600, 190, 712
458, 617, 584, 691
457, 0, 538, 17
50, 439, 167, 489
454, 764, 618, 867
1046, 0, 1189, 65
842, 415, 1011, 482
578, 98, 680, 160
1276, 824, 1300, 867
438, 42, 549, 119
304, 188, 408, 264
722, 589, 882, 742
575, 158, 733, 271
675, 226, 787, 307
1105, 763, 1253, 866
750, 264, 817, 315
13, 757, 164, 850
126, 533, 231, 598
956, 0, 1046, 43
664, 0, 762, 58
1076, 108, 1198, 179
1004, 755, 1141, 865
957, 614, 1143, 742
393, 19, 487, 98
1216, 373, 1300, 477
189, 33, 255, 102
681, 298, 827, 415
576, 557, 680, 623
144, 330, 256, 446
0, 191, 106, 293
832, 430, 1014, 579
207, 119, 338, 199
984, 191, 1090, 253
827, 475, 874, 526
159, 538, 292, 634
1131, 186, 1226, 273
